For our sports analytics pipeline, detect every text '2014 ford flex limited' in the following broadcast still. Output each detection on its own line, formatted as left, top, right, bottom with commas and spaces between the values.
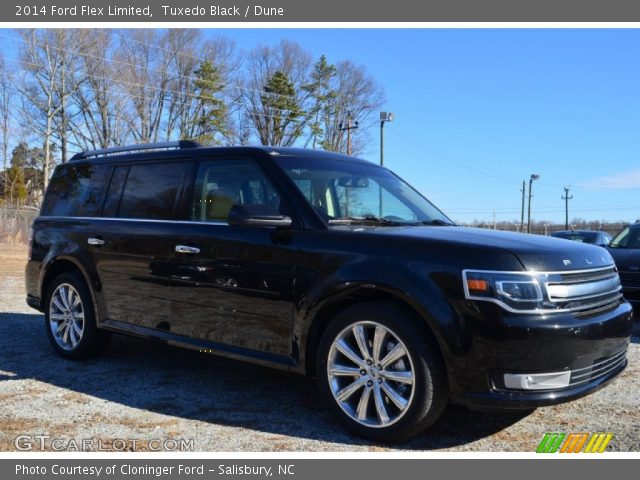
26, 141, 636, 441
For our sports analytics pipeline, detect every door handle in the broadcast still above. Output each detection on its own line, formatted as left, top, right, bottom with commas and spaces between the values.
175, 245, 200, 254
87, 237, 106, 246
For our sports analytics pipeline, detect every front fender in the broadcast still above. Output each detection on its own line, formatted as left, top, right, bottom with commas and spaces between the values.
293, 259, 468, 374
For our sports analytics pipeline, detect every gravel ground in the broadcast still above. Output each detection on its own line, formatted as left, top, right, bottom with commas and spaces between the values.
0, 245, 638, 452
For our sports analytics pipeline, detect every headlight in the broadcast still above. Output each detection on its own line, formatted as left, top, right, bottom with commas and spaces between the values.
463, 270, 545, 312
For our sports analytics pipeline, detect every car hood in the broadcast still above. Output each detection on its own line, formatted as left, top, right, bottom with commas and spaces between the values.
605, 246, 640, 272
350, 226, 615, 272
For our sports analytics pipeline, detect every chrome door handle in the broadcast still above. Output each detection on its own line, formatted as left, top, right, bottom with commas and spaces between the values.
175, 245, 200, 254
87, 237, 106, 246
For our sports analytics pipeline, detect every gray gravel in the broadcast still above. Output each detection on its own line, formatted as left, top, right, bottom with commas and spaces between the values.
1, 273, 638, 452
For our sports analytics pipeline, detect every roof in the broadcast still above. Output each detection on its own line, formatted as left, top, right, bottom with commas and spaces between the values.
69, 141, 374, 166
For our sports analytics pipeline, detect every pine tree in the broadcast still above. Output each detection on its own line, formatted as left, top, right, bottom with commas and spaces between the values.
258, 70, 303, 146
188, 60, 228, 144
303, 55, 337, 149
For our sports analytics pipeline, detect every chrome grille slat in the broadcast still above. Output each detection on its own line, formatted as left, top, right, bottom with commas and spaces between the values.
569, 356, 627, 387
555, 271, 619, 285
569, 347, 628, 386
571, 348, 628, 374
543, 267, 623, 314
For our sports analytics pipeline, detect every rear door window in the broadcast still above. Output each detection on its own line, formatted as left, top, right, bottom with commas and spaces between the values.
118, 162, 190, 220
102, 165, 129, 218
41, 163, 109, 217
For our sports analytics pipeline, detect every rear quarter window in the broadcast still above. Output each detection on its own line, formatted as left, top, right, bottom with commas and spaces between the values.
41, 163, 109, 217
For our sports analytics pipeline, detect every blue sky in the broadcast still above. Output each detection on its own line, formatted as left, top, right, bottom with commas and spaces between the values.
219, 28, 640, 225
4, 28, 639, 224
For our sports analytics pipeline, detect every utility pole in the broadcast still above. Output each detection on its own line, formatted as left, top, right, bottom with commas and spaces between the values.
379, 112, 394, 217
338, 111, 358, 217
562, 187, 573, 230
527, 174, 540, 234
339, 110, 359, 156
520, 180, 526, 233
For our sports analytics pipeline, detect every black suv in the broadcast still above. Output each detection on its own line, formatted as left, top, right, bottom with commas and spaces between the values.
607, 223, 640, 313
26, 142, 635, 441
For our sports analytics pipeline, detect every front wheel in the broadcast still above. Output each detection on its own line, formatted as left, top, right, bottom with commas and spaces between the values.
317, 301, 448, 442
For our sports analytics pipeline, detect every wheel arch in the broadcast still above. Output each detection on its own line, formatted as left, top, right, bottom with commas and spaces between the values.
302, 285, 449, 378
40, 257, 98, 317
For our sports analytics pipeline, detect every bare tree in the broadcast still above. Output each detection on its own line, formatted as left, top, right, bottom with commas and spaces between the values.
69, 30, 129, 150
0, 55, 12, 200
17, 29, 82, 191
116, 30, 173, 143
320, 61, 385, 155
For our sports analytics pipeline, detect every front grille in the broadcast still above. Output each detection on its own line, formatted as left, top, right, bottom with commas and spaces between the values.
619, 271, 640, 289
569, 346, 628, 387
544, 267, 623, 314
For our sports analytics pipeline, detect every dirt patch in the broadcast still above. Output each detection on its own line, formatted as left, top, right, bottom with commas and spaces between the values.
0, 244, 28, 276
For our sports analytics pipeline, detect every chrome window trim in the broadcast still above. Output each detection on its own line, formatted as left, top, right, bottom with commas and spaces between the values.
38, 215, 228, 226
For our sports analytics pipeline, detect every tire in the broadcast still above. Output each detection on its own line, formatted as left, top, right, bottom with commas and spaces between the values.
44, 271, 111, 360
317, 301, 448, 442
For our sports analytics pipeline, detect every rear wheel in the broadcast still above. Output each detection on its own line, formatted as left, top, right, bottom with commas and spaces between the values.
317, 301, 448, 442
45, 271, 111, 359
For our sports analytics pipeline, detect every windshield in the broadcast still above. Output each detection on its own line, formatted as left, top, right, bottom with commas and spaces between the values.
551, 231, 599, 243
275, 155, 453, 226
610, 226, 640, 248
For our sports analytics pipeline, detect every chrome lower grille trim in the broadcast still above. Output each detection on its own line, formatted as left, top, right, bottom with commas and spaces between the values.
569, 347, 628, 387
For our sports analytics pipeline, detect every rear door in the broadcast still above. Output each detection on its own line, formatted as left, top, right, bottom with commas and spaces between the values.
91, 159, 192, 330
165, 156, 298, 361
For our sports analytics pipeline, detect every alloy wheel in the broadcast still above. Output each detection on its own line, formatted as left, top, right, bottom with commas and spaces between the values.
49, 283, 85, 351
327, 320, 416, 428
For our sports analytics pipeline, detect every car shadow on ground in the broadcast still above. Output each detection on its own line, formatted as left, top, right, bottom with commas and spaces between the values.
0, 312, 531, 450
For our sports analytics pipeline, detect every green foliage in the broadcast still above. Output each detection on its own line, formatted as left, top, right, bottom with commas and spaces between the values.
259, 70, 303, 145
4, 164, 27, 205
303, 55, 338, 149
187, 60, 228, 145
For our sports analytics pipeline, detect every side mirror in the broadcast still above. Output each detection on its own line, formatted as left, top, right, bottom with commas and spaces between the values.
228, 204, 292, 228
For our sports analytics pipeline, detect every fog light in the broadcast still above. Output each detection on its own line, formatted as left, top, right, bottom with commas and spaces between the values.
504, 371, 571, 390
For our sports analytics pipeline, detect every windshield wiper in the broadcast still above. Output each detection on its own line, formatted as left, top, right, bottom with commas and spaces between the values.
413, 219, 456, 226
328, 214, 402, 226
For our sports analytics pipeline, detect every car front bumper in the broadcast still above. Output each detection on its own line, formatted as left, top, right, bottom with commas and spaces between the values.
448, 300, 635, 409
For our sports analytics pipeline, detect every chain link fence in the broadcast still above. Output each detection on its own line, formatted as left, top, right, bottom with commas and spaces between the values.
0, 206, 39, 244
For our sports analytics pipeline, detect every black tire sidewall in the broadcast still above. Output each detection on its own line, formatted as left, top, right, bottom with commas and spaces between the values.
317, 301, 447, 442
44, 271, 106, 360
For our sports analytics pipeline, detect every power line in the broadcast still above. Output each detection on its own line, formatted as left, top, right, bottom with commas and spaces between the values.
387, 127, 517, 189
0, 32, 304, 104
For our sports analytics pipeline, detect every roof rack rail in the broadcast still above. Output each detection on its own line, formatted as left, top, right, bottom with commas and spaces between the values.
70, 140, 201, 161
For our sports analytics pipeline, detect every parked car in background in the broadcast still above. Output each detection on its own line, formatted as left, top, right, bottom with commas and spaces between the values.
550, 229, 612, 247
607, 223, 640, 313
25, 142, 636, 442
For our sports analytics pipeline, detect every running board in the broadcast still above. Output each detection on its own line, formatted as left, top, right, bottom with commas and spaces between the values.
100, 319, 296, 368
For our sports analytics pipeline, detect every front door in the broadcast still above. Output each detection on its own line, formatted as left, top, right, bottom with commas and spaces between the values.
165, 158, 298, 361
